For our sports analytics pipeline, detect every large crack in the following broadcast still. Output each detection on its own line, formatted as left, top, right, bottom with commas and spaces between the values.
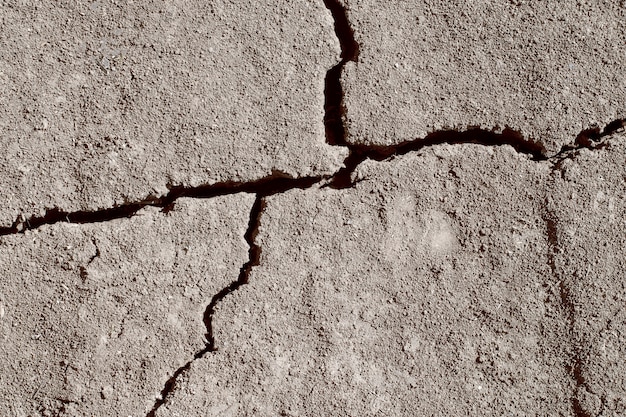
147, 1, 624, 411
0, 0, 623, 415
145, 196, 265, 416
1, 123, 620, 238
318, 0, 624, 189
0, 174, 319, 236
322, 0, 359, 147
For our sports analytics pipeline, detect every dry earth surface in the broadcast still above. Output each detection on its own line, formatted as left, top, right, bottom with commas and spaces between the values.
0, 0, 625, 416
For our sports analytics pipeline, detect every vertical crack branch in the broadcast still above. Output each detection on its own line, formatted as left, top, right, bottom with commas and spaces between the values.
323, 0, 359, 147
203, 195, 264, 352
145, 195, 264, 417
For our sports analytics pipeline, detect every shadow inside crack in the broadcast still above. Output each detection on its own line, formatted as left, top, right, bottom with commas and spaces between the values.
145, 196, 265, 416
325, 127, 547, 189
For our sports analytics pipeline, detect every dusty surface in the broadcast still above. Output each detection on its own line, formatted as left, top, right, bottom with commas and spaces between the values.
549, 140, 626, 416
152, 136, 626, 416
1, 0, 626, 416
0, 0, 345, 227
155, 145, 570, 416
0, 195, 253, 416
340, 0, 625, 154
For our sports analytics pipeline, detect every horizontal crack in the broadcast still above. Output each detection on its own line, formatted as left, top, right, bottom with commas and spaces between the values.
2, 1, 623, 413
327, 127, 545, 189
140, 117, 622, 415
319, 0, 625, 190
1, 120, 623, 236
0, 173, 319, 236
325, 120, 625, 189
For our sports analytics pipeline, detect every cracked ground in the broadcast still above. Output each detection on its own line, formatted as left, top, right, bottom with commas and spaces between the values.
0, 0, 625, 416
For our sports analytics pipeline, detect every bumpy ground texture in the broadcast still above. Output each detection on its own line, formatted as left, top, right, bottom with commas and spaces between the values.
0, 0, 625, 416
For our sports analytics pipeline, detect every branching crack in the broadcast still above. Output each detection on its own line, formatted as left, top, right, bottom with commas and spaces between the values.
2, 0, 623, 414
318, 0, 625, 189
0, 173, 319, 236
146, 182, 296, 416
327, 127, 546, 188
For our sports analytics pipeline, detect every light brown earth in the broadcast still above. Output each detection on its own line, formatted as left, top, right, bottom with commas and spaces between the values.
1, 0, 625, 416
549, 140, 626, 416
154, 135, 626, 416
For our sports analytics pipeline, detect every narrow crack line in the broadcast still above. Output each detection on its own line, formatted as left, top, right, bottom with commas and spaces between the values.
0, 174, 320, 236
141, 117, 621, 415
203, 195, 264, 352
326, 127, 547, 188
145, 195, 265, 416
145, 357, 196, 417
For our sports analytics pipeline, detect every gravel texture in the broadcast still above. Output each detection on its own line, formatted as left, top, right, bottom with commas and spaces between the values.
340, 0, 625, 154
0, 195, 253, 416
1, 1, 625, 416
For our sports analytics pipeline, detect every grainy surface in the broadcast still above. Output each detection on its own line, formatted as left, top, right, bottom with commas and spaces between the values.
0, 0, 345, 227
0, 195, 253, 416
1, 0, 625, 416
153, 134, 626, 417
549, 138, 626, 416
340, 0, 625, 154
156, 144, 570, 416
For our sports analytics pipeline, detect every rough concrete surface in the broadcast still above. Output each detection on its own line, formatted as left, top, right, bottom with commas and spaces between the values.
340, 0, 625, 154
156, 145, 573, 416
0, 0, 345, 227
549, 139, 626, 417
0, 195, 253, 416
1, 0, 626, 416
151, 136, 626, 417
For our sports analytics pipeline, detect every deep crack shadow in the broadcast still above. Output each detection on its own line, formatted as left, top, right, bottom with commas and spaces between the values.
0, 0, 623, 413
326, 127, 547, 189
0, 173, 320, 237
1, 122, 621, 236
327, 121, 625, 189
145, 196, 265, 416
145, 358, 195, 417
323, 0, 358, 146
203, 196, 264, 352
145, 174, 316, 416
574, 118, 625, 148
